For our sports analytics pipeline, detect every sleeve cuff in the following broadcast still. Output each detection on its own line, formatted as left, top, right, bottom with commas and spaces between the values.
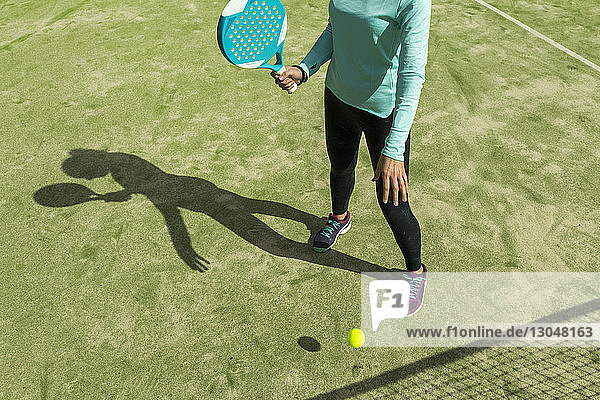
381, 148, 404, 162
297, 62, 310, 83
381, 129, 410, 161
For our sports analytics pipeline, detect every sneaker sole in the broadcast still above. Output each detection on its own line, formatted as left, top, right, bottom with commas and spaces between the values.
312, 220, 352, 253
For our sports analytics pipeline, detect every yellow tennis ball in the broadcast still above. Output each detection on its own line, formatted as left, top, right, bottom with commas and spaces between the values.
347, 328, 365, 348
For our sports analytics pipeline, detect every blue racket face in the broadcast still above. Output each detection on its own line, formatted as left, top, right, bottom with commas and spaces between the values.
217, 0, 287, 72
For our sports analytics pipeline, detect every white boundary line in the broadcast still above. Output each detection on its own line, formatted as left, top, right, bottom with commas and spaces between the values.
473, 0, 600, 73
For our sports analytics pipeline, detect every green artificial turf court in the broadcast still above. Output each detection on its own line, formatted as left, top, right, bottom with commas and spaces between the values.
1, 0, 599, 398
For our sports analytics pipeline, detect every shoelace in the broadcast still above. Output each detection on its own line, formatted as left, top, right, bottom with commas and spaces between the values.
320, 219, 341, 239
403, 274, 426, 300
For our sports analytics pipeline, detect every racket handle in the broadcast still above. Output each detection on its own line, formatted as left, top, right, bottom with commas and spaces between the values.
275, 65, 298, 94
287, 82, 297, 94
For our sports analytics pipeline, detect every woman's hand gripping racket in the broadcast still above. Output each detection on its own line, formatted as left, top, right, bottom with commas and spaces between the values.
217, 0, 297, 93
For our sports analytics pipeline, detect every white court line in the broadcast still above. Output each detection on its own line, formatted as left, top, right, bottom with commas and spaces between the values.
472, 0, 600, 73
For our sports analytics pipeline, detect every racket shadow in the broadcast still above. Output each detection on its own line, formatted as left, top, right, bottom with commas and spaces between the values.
33, 183, 102, 207
36, 149, 389, 274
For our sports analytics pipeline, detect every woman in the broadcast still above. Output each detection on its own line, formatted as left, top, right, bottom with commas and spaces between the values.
272, 0, 429, 312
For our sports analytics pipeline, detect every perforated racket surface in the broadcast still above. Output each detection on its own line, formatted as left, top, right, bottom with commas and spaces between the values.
217, 0, 297, 93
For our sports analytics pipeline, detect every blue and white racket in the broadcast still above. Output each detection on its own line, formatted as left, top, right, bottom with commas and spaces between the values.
217, 0, 297, 93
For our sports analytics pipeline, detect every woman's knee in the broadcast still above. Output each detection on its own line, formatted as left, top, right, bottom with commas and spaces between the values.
330, 165, 355, 180
378, 198, 412, 216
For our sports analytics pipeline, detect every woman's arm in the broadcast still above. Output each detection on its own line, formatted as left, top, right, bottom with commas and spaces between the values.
272, 19, 333, 90
382, 0, 432, 162
298, 19, 333, 80
373, 0, 431, 205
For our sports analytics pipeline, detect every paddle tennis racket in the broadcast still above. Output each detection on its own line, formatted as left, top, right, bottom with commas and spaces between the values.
217, 0, 297, 93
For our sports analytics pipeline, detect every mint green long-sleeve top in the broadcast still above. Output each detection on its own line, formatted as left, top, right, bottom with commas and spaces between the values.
298, 0, 431, 161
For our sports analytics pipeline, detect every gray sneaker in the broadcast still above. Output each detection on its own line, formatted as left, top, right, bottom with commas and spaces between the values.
403, 263, 427, 315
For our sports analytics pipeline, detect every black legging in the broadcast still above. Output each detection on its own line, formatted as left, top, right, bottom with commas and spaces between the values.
324, 86, 422, 270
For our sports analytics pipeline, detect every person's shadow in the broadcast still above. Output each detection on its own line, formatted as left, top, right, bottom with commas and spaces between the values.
34, 149, 389, 274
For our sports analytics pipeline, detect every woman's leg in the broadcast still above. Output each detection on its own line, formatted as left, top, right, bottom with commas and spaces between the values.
324, 87, 363, 215
363, 115, 422, 271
